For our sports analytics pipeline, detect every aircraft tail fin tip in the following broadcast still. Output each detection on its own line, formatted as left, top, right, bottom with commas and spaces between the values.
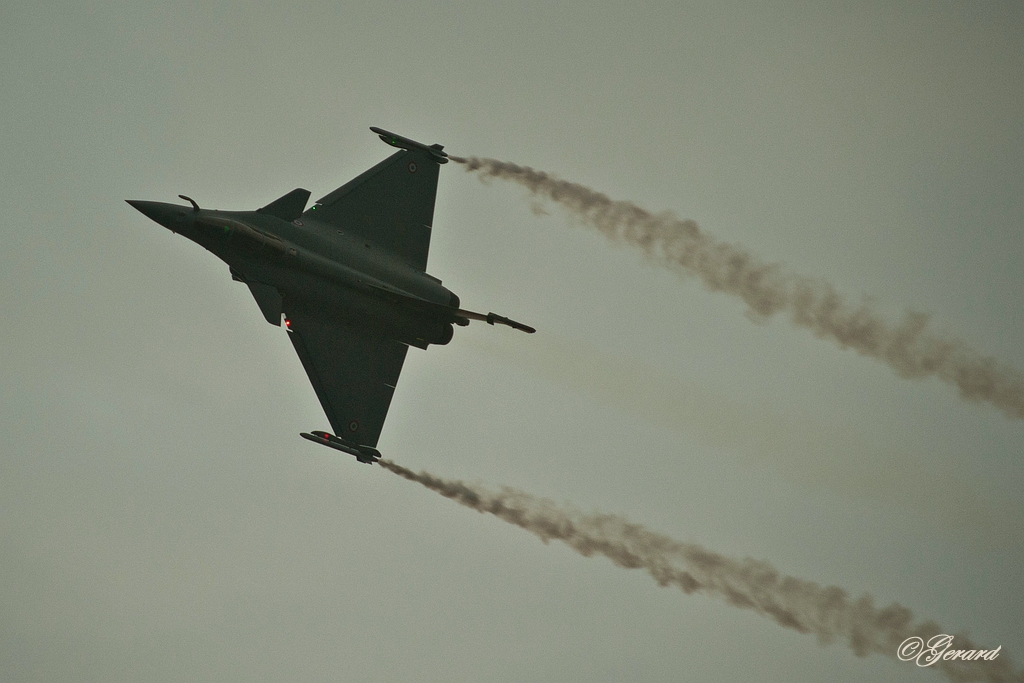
257, 188, 311, 221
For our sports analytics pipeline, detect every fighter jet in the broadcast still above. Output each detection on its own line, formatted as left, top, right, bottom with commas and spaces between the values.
127, 127, 534, 464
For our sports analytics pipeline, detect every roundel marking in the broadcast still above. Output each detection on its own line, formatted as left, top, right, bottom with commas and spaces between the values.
348, 420, 359, 433
293, 219, 304, 226
407, 161, 417, 173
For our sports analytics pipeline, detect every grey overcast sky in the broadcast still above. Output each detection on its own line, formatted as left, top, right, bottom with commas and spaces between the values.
2, 1, 1022, 681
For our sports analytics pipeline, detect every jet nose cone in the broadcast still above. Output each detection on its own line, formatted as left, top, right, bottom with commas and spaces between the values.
125, 199, 186, 230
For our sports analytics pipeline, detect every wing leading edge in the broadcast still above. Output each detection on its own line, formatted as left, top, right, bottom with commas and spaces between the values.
305, 147, 441, 271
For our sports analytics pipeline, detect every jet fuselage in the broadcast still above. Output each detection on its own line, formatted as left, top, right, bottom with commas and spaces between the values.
127, 199, 459, 347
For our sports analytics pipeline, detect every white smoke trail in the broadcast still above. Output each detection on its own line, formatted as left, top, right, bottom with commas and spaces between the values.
379, 459, 1020, 683
450, 156, 1024, 421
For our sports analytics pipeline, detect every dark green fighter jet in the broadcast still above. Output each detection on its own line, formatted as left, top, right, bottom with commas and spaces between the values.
127, 127, 534, 464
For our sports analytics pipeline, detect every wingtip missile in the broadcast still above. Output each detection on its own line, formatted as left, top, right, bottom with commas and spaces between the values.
454, 308, 536, 334
486, 312, 536, 334
300, 431, 381, 464
369, 126, 449, 164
